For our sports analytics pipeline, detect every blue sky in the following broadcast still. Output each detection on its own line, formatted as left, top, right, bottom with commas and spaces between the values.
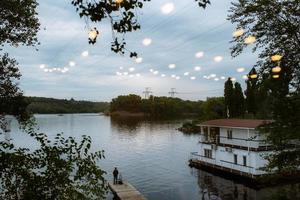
6, 0, 258, 102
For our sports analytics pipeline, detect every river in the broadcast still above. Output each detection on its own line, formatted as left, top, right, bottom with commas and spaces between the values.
8, 114, 297, 200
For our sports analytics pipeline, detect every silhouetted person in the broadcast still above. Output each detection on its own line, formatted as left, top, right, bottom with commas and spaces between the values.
113, 167, 119, 184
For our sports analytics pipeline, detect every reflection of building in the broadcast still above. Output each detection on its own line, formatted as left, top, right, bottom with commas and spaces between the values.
195, 169, 271, 200
190, 119, 272, 178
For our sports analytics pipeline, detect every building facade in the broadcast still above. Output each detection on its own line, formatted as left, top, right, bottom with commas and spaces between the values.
189, 119, 272, 178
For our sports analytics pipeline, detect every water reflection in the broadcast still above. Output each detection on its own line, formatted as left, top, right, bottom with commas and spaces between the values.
8, 114, 298, 200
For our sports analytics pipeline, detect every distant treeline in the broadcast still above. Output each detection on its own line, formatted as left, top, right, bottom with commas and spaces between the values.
26, 97, 109, 114
110, 94, 225, 119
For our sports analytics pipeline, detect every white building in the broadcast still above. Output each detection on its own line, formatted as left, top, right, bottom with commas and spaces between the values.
189, 119, 272, 178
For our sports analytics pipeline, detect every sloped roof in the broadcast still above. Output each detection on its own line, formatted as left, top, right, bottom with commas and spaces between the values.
199, 119, 272, 129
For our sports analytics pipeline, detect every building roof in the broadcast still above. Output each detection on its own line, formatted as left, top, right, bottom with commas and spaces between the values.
199, 119, 272, 129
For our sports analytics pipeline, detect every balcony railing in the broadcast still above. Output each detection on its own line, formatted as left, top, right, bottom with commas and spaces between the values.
190, 152, 266, 175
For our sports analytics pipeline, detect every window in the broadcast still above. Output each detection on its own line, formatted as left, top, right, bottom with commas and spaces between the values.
204, 149, 212, 158
243, 156, 247, 166
227, 129, 233, 139
234, 154, 238, 164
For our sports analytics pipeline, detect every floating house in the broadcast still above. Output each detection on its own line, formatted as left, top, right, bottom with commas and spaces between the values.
189, 119, 272, 178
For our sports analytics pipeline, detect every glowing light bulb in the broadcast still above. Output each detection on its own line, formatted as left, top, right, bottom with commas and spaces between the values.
88, 28, 99, 41
272, 66, 282, 73
119, 66, 124, 70
171, 74, 176, 78
123, 72, 128, 76
271, 55, 282, 62
69, 61, 76, 67
81, 51, 89, 57
214, 56, 223, 63
116, 0, 123, 3
184, 72, 189, 76
242, 75, 248, 80
190, 76, 196, 80
161, 3, 175, 15
214, 78, 219, 81
237, 67, 245, 73
203, 75, 208, 79
44, 69, 49, 72
194, 66, 201, 71
136, 73, 141, 77
273, 74, 280, 79
231, 77, 237, 81
210, 74, 216, 78
175, 76, 180, 80
48, 69, 53, 73
142, 38, 152, 46
153, 71, 159, 75
195, 51, 204, 58
135, 57, 143, 63
168, 64, 176, 69
161, 74, 166, 77
232, 29, 244, 37
129, 67, 135, 72
220, 76, 226, 80
150, 69, 154, 72
244, 36, 256, 44
39, 64, 45, 69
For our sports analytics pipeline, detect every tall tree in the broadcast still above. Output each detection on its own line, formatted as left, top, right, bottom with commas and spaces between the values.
233, 82, 245, 117
229, 0, 300, 173
1, 1, 108, 198
245, 79, 258, 116
224, 78, 234, 118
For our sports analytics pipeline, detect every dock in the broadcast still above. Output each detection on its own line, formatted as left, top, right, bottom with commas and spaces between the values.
108, 182, 147, 200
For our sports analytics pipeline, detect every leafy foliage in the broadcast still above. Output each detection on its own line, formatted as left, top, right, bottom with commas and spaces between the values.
0, 0, 40, 47
0, 125, 107, 200
71, 0, 211, 56
224, 78, 245, 118
199, 97, 226, 120
110, 94, 203, 118
26, 96, 109, 114
228, 0, 300, 173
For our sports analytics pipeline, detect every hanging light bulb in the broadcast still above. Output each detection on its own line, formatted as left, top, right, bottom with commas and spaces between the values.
88, 28, 99, 44
232, 29, 244, 37
272, 74, 280, 79
271, 55, 282, 62
272, 66, 282, 73
116, 0, 123, 4
248, 67, 258, 79
244, 36, 256, 44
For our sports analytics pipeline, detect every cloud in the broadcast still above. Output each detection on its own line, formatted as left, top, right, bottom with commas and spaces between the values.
6, 0, 258, 101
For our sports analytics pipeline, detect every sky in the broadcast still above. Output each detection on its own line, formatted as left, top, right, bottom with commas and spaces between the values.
6, 0, 258, 102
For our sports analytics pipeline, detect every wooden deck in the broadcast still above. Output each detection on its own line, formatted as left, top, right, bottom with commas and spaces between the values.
108, 182, 147, 200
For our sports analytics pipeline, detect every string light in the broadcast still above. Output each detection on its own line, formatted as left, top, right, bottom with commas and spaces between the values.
88, 28, 99, 42
136, 73, 141, 77
214, 78, 219, 81
214, 56, 223, 62
149, 69, 154, 72
232, 29, 244, 37
168, 64, 176, 69
44, 69, 49, 72
153, 70, 159, 75
175, 76, 180, 80
231, 77, 236, 81
237, 67, 245, 73
272, 66, 282, 73
116, 0, 123, 4
119, 66, 124, 70
129, 67, 135, 72
135, 57, 143, 63
69, 61, 76, 67
244, 36, 256, 44
220, 76, 226, 80
210, 74, 216, 78
39, 64, 45, 69
171, 74, 176, 78
161, 3, 175, 15
272, 74, 280, 79
195, 51, 204, 58
194, 66, 201, 71
184, 72, 189, 76
190, 76, 196, 80
142, 38, 152, 46
161, 74, 166, 77
242, 75, 248, 80
81, 51, 89, 57
271, 55, 282, 62
123, 72, 128, 76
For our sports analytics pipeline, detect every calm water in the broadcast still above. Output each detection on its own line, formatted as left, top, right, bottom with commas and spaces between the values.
9, 114, 297, 200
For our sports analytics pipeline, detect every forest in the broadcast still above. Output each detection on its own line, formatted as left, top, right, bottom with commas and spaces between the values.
26, 97, 109, 114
